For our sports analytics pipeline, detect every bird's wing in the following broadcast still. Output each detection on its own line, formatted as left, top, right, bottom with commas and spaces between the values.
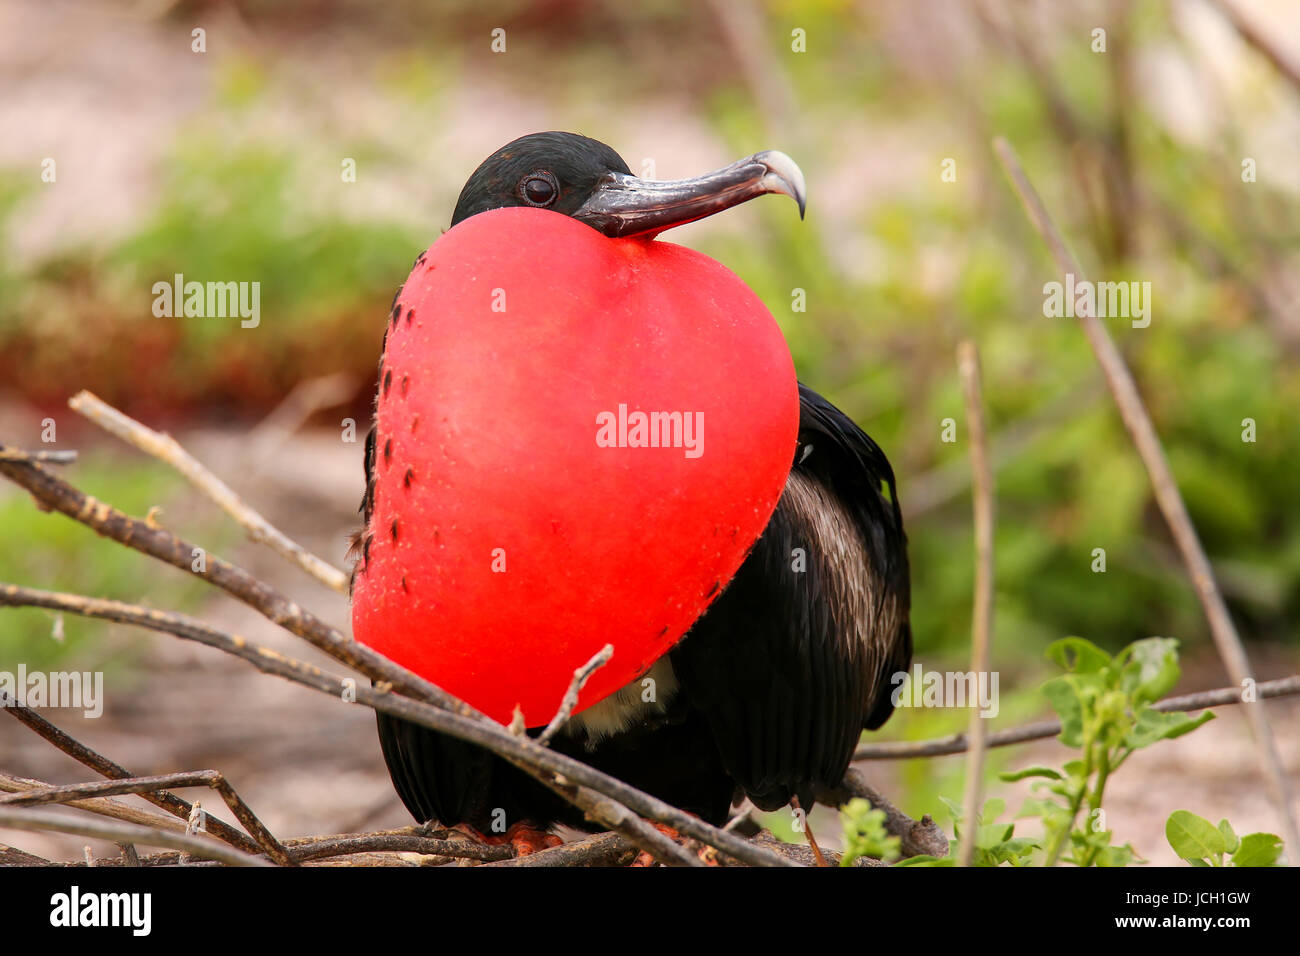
670, 383, 912, 810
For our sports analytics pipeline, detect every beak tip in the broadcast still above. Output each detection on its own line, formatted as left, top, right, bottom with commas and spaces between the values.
754, 149, 807, 222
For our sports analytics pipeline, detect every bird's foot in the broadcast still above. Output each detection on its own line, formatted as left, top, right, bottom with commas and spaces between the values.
630, 822, 721, 867
452, 821, 561, 857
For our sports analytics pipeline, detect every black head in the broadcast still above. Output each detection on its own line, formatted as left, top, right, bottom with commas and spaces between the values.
451, 131, 806, 239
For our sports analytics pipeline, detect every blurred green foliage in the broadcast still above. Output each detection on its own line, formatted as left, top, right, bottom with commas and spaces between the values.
0, 456, 222, 675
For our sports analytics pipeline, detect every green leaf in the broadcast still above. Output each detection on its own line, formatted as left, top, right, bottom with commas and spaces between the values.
1126, 709, 1214, 749
1217, 819, 1239, 854
1046, 637, 1112, 674
1231, 832, 1283, 867
1120, 637, 1181, 705
1166, 810, 1227, 861
1042, 676, 1086, 747
1000, 766, 1064, 782
975, 822, 1015, 849
894, 854, 954, 867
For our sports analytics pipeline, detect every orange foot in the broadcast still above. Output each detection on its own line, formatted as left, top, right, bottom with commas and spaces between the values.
630, 822, 721, 867
453, 821, 562, 857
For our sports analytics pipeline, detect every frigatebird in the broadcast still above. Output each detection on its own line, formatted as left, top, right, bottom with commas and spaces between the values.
353, 131, 911, 851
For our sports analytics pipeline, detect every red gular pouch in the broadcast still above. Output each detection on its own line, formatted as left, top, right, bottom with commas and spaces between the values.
351, 206, 798, 726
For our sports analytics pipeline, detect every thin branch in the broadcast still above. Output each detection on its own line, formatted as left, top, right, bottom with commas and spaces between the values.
956, 342, 995, 867
1, 690, 263, 856
854, 674, 1300, 760
0, 449, 475, 717
287, 833, 512, 864
0, 807, 272, 867
1, 771, 195, 836
0, 771, 293, 866
1205, 0, 1300, 94
993, 135, 1300, 855
0, 448, 77, 464
538, 643, 614, 746
822, 770, 950, 859
1, 845, 51, 865
483, 831, 639, 867
0, 582, 795, 867
67, 389, 349, 595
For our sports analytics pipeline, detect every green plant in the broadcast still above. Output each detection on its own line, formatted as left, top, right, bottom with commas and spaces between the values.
889, 636, 1242, 866
840, 798, 901, 865
1015, 636, 1213, 865
1165, 810, 1283, 867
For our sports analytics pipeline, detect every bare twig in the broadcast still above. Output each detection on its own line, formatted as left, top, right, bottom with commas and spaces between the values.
1, 690, 263, 856
993, 136, 1300, 855
957, 342, 995, 867
287, 833, 512, 864
67, 390, 349, 595
0, 582, 795, 867
854, 676, 1300, 760
0, 807, 272, 867
0, 771, 293, 866
1205, 0, 1300, 94
821, 770, 950, 859
483, 831, 639, 867
538, 643, 614, 746
0, 450, 474, 717
242, 371, 356, 471
1, 771, 196, 836
0, 448, 77, 464
1, 845, 51, 865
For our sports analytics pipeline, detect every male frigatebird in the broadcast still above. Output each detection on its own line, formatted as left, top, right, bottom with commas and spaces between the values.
351, 131, 911, 853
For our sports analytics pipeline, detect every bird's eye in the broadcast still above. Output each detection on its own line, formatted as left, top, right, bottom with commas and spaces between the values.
520, 172, 558, 207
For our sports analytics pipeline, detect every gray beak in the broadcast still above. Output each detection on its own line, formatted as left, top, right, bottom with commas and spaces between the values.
573, 150, 807, 239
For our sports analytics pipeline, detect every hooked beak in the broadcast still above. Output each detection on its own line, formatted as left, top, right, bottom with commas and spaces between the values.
573, 150, 807, 239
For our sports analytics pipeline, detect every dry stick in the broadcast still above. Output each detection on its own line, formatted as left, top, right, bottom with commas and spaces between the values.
483, 831, 639, 868
956, 342, 995, 867
537, 643, 614, 747
830, 770, 950, 860
0, 448, 77, 464
854, 675, 1300, 760
1206, 0, 1300, 93
67, 390, 350, 596
0, 690, 263, 857
287, 833, 512, 864
0, 771, 294, 866
1, 845, 51, 865
0, 450, 476, 716
0, 771, 193, 835
0, 583, 789, 868
0, 806, 271, 867
993, 136, 1300, 856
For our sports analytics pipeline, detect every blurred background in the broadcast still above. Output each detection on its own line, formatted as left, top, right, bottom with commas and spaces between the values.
1, 0, 1297, 864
